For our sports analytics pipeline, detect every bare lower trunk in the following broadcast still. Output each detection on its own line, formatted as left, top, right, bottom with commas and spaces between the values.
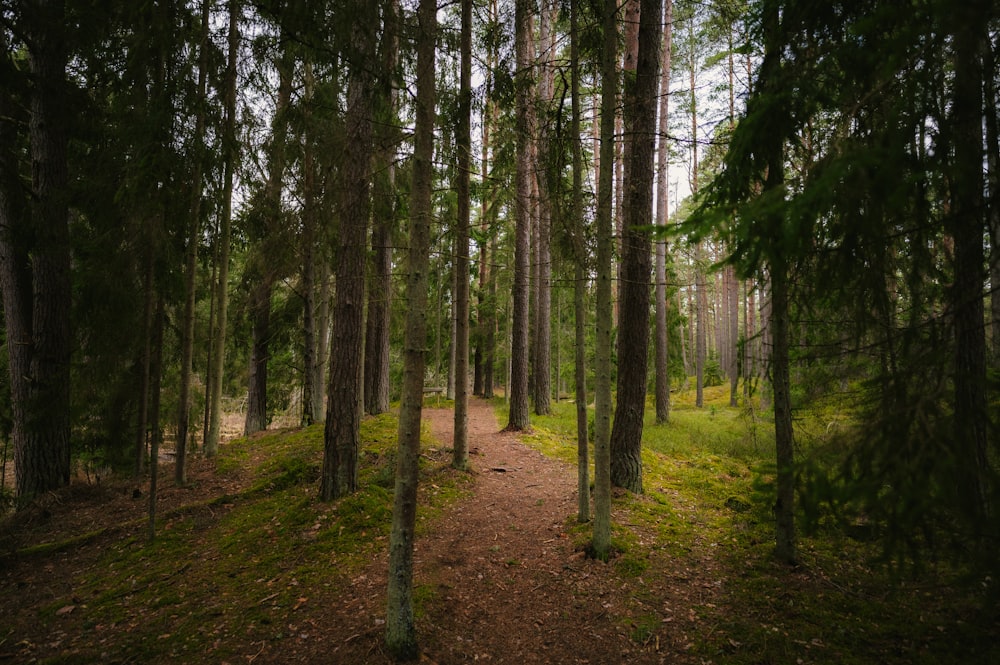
506, 0, 533, 432
385, 0, 435, 656
147, 295, 165, 542
205, 0, 239, 457
244, 280, 272, 435
593, 0, 618, 559
653, 0, 673, 424
321, 14, 377, 501
175, 0, 211, 483
453, 0, 472, 470
10, 0, 72, 502
610, 0, 662, 495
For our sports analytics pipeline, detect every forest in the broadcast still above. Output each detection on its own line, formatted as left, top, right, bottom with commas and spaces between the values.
1, 0, 999, 662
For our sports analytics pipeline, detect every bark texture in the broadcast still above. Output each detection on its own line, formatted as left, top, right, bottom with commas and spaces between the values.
321, 10, 377, 501
385, 0, 435, 656
506, 0, 533, 432
2, 0, 73, 503
653, 0, 673, 425
609, 0, 662, 495
949, 0, 990, 517
364, 0, 399, 417
593, 0, 618, 559
175, 0, 211, 483
205, 0, 240, 457
452, 0, 472, 470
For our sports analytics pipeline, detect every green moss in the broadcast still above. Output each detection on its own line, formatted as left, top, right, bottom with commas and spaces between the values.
20, 411, 471, 664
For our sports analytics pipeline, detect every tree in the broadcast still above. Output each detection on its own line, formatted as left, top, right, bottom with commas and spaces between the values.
205, 0, 240, 458
0, 0, 73, 504
506, 0, 533, 432
756, 0, 795, 565
569, 0, 590, 523
365, 0, 400, 418
452, 0, 472, 471
947, 0, 990, 518
532, 0, 555, 417
175, 0, 212, 485
653, 0, 674, 425
321, 2, 378, 501
609, 0, 662, 494
385, 0, 435, 656
592, 0, 618, 559
244, 36, 294, 437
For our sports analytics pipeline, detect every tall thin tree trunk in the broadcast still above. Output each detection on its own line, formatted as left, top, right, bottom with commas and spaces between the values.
533, 0, 554, 417
147, 295, 165, 542
452, 0, 472, 470
365, 0, 400, 417
135, 247, 155, 479
593, 0, 619, 559
205, 0, 240, 457
506, 0, 534, 431
691, 22, 706, 409
760, 0, 794, 563
245, 42, 293, 437
610, 0, 662, 494
653, 0, 673, 424
386, 0, 435, 656
301, 60, 320, 427
982, 31, 1000, 364
570, 0, 590, 523
175, 0, 211, 483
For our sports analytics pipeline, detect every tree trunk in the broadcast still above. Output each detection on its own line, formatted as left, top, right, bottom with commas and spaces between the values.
653, 0, 673, 425
760, 0, 794, 563
452, 0, 472, 470
205, 0, 240, 457
484, 233, 497, 399
533, 0, 555, 417
691, 26, 706, 409
6, 0, 72, 503
506, 0, 533, 432
243, 281, 272, 435
593, 0, 619, 559
301, 60, 320, 427
147, 295, 165, 542
570, 0, 590, 523
728, 264, 739, 406
322, 6, 377, 501
982, 26, 1000, 365
365, 0, 399, 417
385, 0, 435, 656
949, 1, 990, 517
244, 41, 293, 437
175, 0, 211, 483
0, 29, 34, 492
610, 0, 662, 495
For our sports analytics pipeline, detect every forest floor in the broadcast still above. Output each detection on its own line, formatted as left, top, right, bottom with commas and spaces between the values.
1, 394, 997, 664
0, 399, 710, 664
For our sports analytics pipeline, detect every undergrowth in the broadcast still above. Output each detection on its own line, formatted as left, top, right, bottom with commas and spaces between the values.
511, 382, 999, 664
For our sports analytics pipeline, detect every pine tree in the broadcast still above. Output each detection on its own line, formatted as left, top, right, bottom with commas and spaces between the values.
386, 0, 436, 656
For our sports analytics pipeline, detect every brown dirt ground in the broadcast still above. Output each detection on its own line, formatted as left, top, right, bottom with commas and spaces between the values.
0, 399, 720, 664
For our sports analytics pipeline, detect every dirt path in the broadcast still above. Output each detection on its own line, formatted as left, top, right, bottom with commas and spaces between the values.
332, 398, 694, 664
1, 400, 710, 664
